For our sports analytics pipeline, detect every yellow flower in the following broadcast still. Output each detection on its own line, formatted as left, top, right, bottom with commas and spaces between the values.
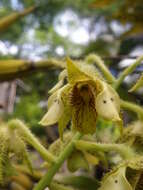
40, 57, 121, 137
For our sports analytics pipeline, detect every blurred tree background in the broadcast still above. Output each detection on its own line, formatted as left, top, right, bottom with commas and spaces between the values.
0, 0, 143, 135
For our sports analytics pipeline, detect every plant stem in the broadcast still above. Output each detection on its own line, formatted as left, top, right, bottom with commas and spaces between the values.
85, 54, 116, 83
33, 132, 82, 190
8, 119, 56, 163
75, 140, 134, 159
120, 99, 143, 118
114, 55, 143, 89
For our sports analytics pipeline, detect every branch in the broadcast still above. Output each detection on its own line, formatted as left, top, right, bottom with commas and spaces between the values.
85, 54, 116, 83
0, 59, 65, 81
0, 6, 36, 32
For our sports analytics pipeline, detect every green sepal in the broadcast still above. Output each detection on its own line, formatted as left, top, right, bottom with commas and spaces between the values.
67, 150, 89, 172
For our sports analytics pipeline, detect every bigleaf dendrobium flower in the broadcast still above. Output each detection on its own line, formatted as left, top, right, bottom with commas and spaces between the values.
40, 58, 121, 138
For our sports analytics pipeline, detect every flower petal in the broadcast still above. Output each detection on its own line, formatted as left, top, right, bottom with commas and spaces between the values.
98, 167, 132, 190
96, 82, 121, 121
49, 79, 64, 94
72, 102, 97, 134
40, 94, 64, 126
66, 57, 90, 84
49, 69, 67, 94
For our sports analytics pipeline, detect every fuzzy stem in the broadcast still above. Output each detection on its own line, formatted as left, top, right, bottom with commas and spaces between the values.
85, 54, 116, 83
114, 55, 143, 89
121, 99, 143, 118
33, 132, 82, 190
8, 119, 56, 163
75, 140, 134, 159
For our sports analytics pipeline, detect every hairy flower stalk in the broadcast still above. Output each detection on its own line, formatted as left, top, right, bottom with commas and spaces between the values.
85, 54, 116, 83
120, 100, 143, 119
75, 140, 135, 159
129, 73, 143, 92
114, 55, 143, 89
0, 122, 34, 184
8, 119, 56, 163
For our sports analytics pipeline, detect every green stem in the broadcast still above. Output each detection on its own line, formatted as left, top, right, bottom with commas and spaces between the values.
8, 119, 56, 163
129, 73, 143, 92
33, 132, 82, 190
121, 99, 143, 118
75, 140, 134, 159
114, 55, 143, 89
85, 54, 116, 83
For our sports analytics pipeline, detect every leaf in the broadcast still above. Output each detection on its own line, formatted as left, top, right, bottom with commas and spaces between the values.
50, 182, 74, 190
129, 74, 143, 92
56, 175, 100, 190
